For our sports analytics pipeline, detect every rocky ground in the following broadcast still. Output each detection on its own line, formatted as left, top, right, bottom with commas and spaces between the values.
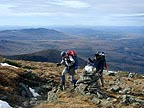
0, 59, 144, 108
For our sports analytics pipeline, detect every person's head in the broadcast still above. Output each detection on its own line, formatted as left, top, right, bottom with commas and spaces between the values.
61, 51, 67, 58
94, 51, 101, 59
101, 52, 105, 56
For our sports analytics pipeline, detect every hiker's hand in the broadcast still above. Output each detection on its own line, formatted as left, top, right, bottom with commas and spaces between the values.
88, 58, 91, 61
88, 58, 93, 63
56, 63, 61, 67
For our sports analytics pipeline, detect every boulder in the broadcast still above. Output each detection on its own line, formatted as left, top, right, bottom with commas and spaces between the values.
142, 89, 144, 96
110, 85, 121, 92
76, 83, 88, 95
47, 91, 57, 102
128, 73, 135, 78
91, 96, 102, 104
19, 83, 33, 98
120, 86, 132, 94
121, 95, 135, 105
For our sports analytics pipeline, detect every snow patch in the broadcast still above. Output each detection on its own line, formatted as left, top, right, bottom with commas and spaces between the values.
0, 100, 12, 108
108, 71, 117, 73
29, 87, 40, 97
0, 63, 18, 69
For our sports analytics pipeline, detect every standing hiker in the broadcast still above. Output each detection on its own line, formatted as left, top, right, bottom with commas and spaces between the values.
57, 51, 78, 90
88, 52, 105, 87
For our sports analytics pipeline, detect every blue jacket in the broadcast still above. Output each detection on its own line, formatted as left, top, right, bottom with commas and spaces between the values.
90, 57, 105, 74
96, 58, 105, 73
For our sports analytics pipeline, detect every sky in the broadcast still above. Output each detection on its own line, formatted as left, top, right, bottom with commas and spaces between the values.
0, 0, 144, 27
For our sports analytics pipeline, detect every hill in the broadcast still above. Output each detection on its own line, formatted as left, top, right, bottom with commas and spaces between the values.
0, 28, 71, 40
5, 49, 87, 67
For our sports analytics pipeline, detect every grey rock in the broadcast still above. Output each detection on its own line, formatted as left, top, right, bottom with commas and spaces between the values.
23, 101, 29, 107
142, 89, 144, 96
108, 81, 115, 86
134, 80, 141, 85
96, 92, 103, 99
91, 96, 101, 104
0, 96, 8, 101
76, 83, 88, 95
19, 83, 33, 98
120, 86, 132, 94
128, 73, 135, 78
47, 91, 57, 102
111, 85, 121, 92
135, 99, 144, 104
76, 79, 84, 84
121, 95, 136, 105
30, 98, 37, 105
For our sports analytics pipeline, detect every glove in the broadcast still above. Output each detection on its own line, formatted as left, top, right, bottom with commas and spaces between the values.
88, 58, 91, 61
56, 63, 61, 67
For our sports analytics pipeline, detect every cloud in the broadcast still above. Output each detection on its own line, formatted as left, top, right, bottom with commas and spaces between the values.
114, 13, 144, 18
47, 0, 90, 8
0, 0, 144, 26
0, 4, 14, 15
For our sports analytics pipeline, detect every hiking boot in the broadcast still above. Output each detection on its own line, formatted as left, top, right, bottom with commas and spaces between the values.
60, 85, 65, 91
62, 85, 65, 91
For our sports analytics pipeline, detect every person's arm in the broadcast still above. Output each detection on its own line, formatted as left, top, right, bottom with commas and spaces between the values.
57, 59, 64, 66
88, 58, 94, 63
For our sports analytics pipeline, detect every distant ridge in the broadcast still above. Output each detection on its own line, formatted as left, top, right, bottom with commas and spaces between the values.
5, 49, 87, 66
0, 28, 70, 40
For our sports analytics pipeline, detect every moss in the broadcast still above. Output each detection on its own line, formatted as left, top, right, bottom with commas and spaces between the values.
22, 65, 36, 69
116, 71, 129, 77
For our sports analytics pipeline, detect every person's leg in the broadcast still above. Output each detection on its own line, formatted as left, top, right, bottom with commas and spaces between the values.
69, 67, 77, 88
61, 67, 68, 90
71, 75, 77, 88
99, 73, 104, 87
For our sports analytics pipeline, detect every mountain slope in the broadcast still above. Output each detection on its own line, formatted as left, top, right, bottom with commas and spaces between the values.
5, 49, 87, 66
0, 59, 143, 108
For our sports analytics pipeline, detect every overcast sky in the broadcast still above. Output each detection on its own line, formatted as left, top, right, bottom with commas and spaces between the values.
0, 0, 144, 26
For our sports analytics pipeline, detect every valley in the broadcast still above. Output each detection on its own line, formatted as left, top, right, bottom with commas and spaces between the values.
0, 27, 144, 73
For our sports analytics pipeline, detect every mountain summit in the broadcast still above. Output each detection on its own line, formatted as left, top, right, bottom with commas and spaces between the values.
0, 58, 143, 108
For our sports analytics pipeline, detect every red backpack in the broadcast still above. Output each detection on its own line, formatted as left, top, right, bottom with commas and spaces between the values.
66, 50, 77, 57
66, 50, 78, 69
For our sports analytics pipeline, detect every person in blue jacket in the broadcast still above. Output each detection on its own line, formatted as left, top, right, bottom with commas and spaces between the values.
88, 52, 105, 87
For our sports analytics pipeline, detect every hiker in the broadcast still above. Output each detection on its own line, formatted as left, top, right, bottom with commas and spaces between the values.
57, 51, 77, 90
88, 52, 105, 87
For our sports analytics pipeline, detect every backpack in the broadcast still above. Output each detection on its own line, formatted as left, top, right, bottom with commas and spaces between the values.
101, 52, 108, 70
66, 50, 78, 69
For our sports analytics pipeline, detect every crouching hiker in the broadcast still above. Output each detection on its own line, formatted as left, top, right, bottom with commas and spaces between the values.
57, 51, 78, 90
88, 52, 105, 87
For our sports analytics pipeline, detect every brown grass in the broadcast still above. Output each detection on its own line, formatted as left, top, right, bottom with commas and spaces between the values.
0, 59, 144, 108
